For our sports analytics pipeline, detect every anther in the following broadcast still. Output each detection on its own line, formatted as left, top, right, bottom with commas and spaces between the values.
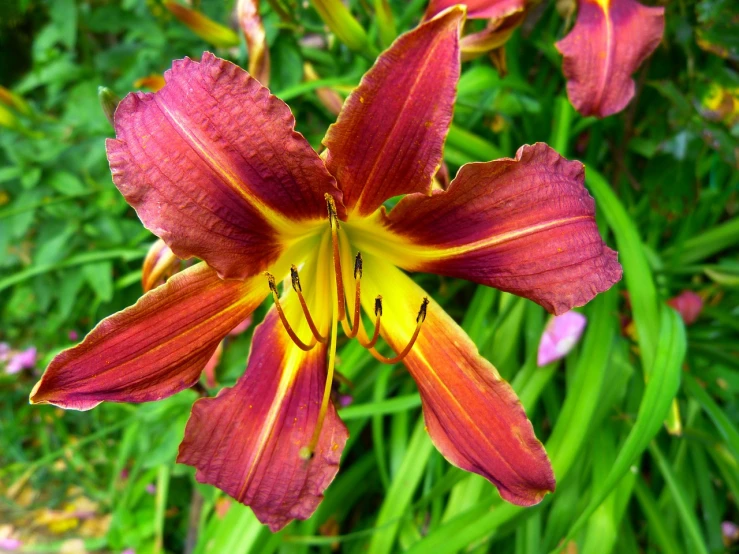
354, 252, 363, 280
343, 252, 364, 339
358, 295, 382, 348
368, 297, 428, 364
290, 265, 327, 344
264, 272, 317, 351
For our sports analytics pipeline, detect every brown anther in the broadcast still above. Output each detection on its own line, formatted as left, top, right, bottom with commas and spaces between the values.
374, 295, 383, 317
368, 297, 428, 364
290, 265, 302, 292
291, 265, 328, 344
324, 193, 339, 227
354, 252, 363, 280
265, 272, 317, 352
264, 271, 277, 293
417, 297, 429, 324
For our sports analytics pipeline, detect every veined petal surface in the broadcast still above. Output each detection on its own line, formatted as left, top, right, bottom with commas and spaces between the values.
107, 53, 341, 280
352, 143, 621, 315
177, 309, 347, 531
555, 0, 664, 118
359, 257, 555, 505
323, 8, 463, 216
30, 264, 266, 411
426, 0, 525, 21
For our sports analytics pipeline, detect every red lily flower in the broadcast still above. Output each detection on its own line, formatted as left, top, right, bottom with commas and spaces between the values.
30, 8, 621, 531
556, 0, 665, 118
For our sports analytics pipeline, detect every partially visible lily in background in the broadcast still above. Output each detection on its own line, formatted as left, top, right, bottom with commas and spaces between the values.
426, 0, 525, 69
537, 311, 587, 366
556, 0, 665, 117
30, 8, 621, 530
428, 0, 664, 116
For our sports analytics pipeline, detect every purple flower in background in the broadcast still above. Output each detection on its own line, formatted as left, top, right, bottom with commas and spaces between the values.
723, 521, 739, 545
145, 484, 156, 495
0, 537, 22, 551
121, 549, 136, 554
537, 311, 587, 366
68, 330, 80, 341
5, 347, 37, 374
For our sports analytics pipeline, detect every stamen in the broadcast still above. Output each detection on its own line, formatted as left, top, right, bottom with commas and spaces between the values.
265, 272, 317, 352
342, 253, 363, 339
355, 295, 382, 349
325, 193, 346, 321
290, 265, 328, 344
369, 298, 428, 364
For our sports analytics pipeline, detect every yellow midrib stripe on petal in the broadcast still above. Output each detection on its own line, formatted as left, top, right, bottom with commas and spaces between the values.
237, 336, 302, 502
155, 98, 292, 230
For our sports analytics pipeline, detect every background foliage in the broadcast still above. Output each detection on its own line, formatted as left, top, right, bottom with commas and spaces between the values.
1, 0, 738, 553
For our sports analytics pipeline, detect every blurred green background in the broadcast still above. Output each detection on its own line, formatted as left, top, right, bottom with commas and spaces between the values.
1, 0, 738, 553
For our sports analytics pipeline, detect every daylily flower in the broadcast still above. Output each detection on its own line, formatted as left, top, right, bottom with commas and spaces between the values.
667, 290, 703, 325
556, 0, 665, 118
537, 311, 587, 366
30, 8, 621, 531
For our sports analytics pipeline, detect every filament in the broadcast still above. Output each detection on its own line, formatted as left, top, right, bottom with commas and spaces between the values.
291, 265, 328, 344
300, 253, 340, 461
369, 298, 428, 364
265, 272, 317, 352
342, 253, 363, 339
325, 194, 346, 321
356, 295, 382, 349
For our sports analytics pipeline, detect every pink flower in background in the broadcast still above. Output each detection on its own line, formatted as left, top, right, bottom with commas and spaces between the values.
121, 549, 136, 554
667, 291, 703, 325
0, 538, 22, 551
68, 330, 79, 341
5, 347, 37, 374
0, 343, 9, 362
722, 521, 739, 546
145, 484, 156, 495
537, 311, 587, 366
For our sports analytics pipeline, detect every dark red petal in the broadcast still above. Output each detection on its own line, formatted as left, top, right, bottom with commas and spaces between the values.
359, 257, 555, 505
555, 0, 665, 118
426, 0, 524, 20
367, 143, 622, 315
30, 264, 266, 410
108, 53, 342, 280
323, 8, 463, 216
178, 309, 348, 531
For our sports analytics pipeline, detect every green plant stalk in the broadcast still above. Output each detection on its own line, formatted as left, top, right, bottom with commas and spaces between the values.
311, 0, 376, 56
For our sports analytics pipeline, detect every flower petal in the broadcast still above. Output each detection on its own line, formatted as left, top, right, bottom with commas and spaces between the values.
177, 309, 348, 531
237, 0, 271, 85
30, 264, 266, 410
351, 143, 622, 315
141, 239, 181, 292
555, 0, 664, 118
426, 0, 524, 20
537, 311, 587, 366
459, 11, 525, 61
323, 7, 463, 216
359, 256, 555, 505
107, 53, 342, 280
667, 290, 703, 326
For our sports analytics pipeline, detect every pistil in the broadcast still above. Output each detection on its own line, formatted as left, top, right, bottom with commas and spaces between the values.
325, 194, 346, 321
